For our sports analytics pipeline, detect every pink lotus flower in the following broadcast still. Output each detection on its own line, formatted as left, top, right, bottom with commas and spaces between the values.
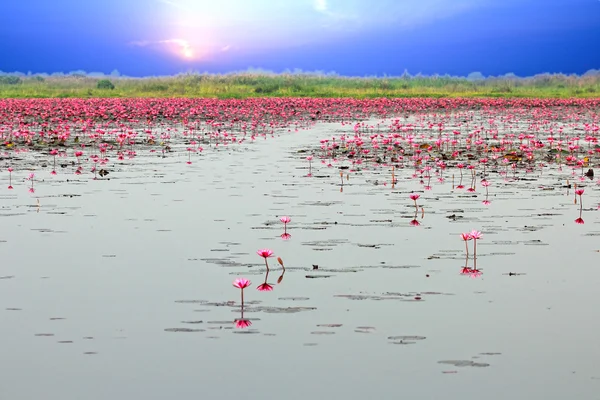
575, 189, 584, 196
233, 278, 251, 289
409, 193, 420, 201
280, 216, 291, 224
469, 230, 482, 259
469, 230, 482, 240
257, 249, 274, 258
257, 248, 274, 270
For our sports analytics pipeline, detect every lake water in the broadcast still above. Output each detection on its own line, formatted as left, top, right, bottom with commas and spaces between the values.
1, 114, 600, 400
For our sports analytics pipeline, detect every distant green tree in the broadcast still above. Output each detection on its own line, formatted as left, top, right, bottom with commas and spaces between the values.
97, 79, 115, 89
0, 76, 22, 85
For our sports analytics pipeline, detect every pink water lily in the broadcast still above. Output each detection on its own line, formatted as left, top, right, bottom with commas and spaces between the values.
233, 278, 251, 289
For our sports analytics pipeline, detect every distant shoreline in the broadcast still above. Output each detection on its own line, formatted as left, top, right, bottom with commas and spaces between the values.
1, 73, 598, 99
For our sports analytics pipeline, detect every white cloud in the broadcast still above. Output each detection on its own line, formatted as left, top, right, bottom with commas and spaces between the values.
314, 0, 328, 12
131, 39, 194, 59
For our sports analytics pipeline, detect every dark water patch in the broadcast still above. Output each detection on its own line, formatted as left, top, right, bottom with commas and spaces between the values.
83, 337, 94, 340
520, 240, 548, 246
164, 328, 205, 333
303, 343, 319, 346
306, 275, 334, 279
102, 254, 117, 258
298, 201, 342, 207
355, 326, 376, 333
31, 228, 56, 233
207, 320, 237, 324
50, 318, 66, 321
249, 306, 317, 314
34, 333, 54, 337
301, 239, 349, 249
317, 324, 343, 328
181, 320, 203, 324
0, 275, 15, 279
438, 360, 490, 368
83, 352, 98, 355
175, 300, 210, 304
57, 341, 74, 344
232, 330, 261, 334
278, 297, 310, 301
311, 331, 336, 335
6, 308, 22, 311
361, 264, 420, 270
388, 335, 426, 341
199, 301, 238, 308
198, 258, 245, 268
479, 352, 502, 356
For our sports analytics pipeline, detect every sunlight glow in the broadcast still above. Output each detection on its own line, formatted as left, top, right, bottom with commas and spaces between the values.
140, 0, 488, 62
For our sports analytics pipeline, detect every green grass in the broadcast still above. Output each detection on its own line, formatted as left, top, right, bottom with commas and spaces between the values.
0, 73, 599, 99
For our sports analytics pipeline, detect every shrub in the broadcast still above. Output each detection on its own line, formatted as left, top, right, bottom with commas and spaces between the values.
97, 79, 115, 90
0, 76, 22, 85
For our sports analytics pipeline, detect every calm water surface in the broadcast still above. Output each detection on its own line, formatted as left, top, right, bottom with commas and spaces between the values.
1, 120, 599, 400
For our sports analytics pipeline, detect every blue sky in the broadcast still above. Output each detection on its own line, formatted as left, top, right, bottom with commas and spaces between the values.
1, 0, 599, 77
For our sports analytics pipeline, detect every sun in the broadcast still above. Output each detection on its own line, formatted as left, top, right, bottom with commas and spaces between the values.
182, 47, 194, 58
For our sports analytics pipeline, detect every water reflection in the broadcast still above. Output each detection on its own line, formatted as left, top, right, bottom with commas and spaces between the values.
280, 216, 292, 240
575, 188, 585, 224
233, 278, 252, 329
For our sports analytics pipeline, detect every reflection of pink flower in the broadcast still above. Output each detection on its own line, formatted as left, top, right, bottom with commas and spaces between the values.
575, 217, 585, 224
460, 267, 471, 275
257, 249, 274, 258
280, 232, 291, 240
469, 269, 483, 278
235, 319, 252, 329
467, 187, 476, 192
410, 219, 420, 226
481, 180, 490, 187
456, 185, 464, 189
257, 283, 273, 291
306, 156, 313, 161
233, 278, 251, 289
482, 200, 491, 206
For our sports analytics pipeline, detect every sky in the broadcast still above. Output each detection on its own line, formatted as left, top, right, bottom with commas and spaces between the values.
0, 0, 599, 77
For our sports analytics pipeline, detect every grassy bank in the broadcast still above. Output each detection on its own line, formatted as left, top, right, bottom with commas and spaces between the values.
1, 73, 599, 99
